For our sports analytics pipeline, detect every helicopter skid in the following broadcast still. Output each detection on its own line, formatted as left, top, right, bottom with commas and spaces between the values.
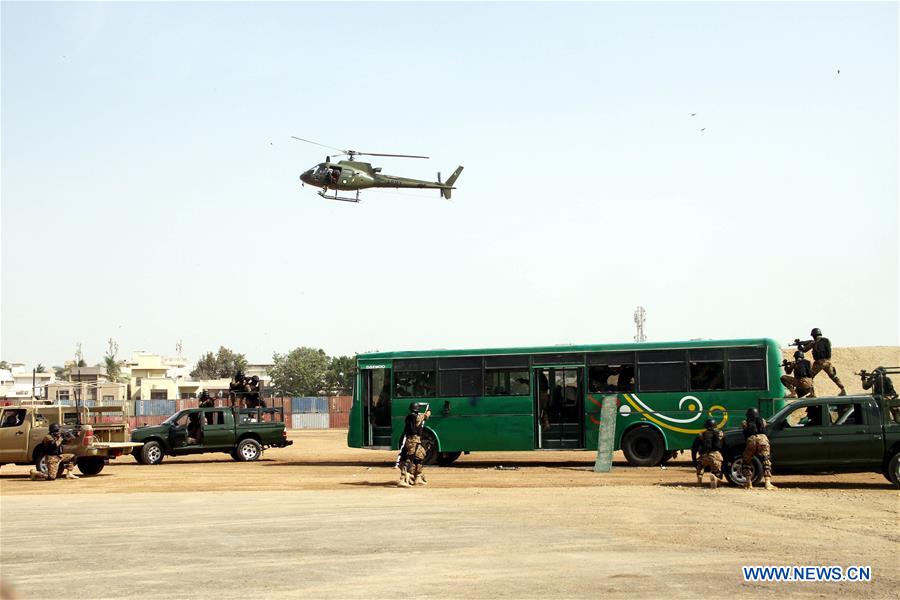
318, 190, 360, 203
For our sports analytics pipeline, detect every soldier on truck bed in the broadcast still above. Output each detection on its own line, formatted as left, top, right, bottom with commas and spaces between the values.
860, 367, 899, 423
793, 328, 847, 396
781, 351, 814, 398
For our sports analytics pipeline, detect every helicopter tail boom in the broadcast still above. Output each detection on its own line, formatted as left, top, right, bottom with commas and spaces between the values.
440, 166, 464, 200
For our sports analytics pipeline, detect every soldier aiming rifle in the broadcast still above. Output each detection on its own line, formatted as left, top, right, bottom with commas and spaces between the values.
29, 424, 79, 481
780, 351, 814, 398
859, 367, 899, 423
791, 328, 847, 396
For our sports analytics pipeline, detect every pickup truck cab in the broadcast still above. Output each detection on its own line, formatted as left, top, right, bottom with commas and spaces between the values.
131, 406, 292, 464
721, 394, 900, 487
0, 404, 143, 476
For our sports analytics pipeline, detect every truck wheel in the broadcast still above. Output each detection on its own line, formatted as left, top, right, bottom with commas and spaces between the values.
34, 452, 49, 475
724, 456, 763, 487
887, 452, 900, 489
77, 457, 105, 476
436, 452, 462, 467
141, 441, 165, 465
236, 438, 262, 462
621, 426, 665, 467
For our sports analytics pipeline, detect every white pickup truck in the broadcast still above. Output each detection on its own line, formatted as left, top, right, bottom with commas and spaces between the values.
0, 404, 142, 476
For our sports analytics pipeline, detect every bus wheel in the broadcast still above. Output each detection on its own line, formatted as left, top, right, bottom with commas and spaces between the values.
436, 452, 462, 467
421, 430, 438, 465
621, 426, 665, 467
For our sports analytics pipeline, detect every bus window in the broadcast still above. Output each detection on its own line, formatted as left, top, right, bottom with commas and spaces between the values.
484, 370, 530, 395
588, 364, 634, 393
395, 370, 436, 398
440, 369, 483, 396
689, 349, 725, 390
728, 347, 767, 390
637, 350, 687, 392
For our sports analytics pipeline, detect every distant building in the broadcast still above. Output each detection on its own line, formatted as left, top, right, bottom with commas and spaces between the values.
1, 363, 56, 400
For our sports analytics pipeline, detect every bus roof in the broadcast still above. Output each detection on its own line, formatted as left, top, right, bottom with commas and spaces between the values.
358, 338, 780, 361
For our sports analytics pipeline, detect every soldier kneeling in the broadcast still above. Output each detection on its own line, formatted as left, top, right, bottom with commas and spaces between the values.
30, 424, 78, 481
694, 419, 724, 489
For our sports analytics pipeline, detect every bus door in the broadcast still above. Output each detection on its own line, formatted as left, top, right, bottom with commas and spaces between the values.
363, 367, 392, 447
534, 367, 584, 449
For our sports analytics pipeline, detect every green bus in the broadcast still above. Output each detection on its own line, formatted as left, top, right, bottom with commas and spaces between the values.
348, 338, 786, 466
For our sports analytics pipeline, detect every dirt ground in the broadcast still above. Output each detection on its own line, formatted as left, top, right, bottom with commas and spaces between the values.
1, 430, 898, 599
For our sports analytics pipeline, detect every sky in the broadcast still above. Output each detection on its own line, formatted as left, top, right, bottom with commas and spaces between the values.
1, 1, 898, 368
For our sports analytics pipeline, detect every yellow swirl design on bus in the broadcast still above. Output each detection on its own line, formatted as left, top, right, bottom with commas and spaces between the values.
621, 394, 728, 434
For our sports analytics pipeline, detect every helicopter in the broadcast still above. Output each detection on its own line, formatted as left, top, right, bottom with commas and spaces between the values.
293, 136, 463, 203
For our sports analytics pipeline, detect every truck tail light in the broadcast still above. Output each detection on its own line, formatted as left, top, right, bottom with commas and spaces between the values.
83, 429, 93, 446
282, 430, 287, 439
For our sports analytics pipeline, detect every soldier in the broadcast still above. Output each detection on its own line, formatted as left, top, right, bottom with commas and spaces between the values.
398, 402, 430, 488
741, 408, 775, 490
798, 328, 847, 396
861, 367, 899, 423
229, 371, 247, 408
781, 351, 814, 398
198, 390, 214, 408
29, 424, 78, 481
693, 418, 725, 489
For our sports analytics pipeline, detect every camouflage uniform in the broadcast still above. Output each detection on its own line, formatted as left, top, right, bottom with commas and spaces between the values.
30, 433, 77, 481
741, 416, 774, 489
800, 336, 846, 396
693, 425, 724, 488
399, 406, 429, 487
781, 358, 814, 398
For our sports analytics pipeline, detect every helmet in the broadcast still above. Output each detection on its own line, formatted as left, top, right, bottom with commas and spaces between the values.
794, 350, 804, 359
704, 418, 716, 430
746, 407, 760, 419
199, 390, 210, 400
409, 402, 420, 413
234, 371, 244, 380
874, 366, 886, 374
49, 423, 61, 434
810, 328, 822, 337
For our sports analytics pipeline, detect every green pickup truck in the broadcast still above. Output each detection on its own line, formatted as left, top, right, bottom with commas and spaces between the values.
131, 407, 292, 465
721, 394, 900, 488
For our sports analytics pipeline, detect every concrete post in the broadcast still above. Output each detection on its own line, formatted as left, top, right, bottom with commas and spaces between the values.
593, 395, 618, 473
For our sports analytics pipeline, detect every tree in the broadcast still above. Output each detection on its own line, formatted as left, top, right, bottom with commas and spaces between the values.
53, 366, 68, 381
326, 355, 356, 395
35, 364, 46, 373
190, 346, 248, 380
104, 338, 121, 382
0, 360, 9, 370
269, 347, 329, 396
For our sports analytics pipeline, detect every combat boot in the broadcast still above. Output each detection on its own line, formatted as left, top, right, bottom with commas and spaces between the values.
696, 472, 703, 485
709, 474, 718, 490
415, 474, 427, 486
764, 477, 777, 490
743, 479, 753, 490
397, 473, 411, 488
29, 470, 43, 481
66, 472, 79, 480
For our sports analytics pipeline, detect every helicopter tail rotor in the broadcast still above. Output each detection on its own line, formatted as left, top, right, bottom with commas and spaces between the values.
440, 166, 464, 200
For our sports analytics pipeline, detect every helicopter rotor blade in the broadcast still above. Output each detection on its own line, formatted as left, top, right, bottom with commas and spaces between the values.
290, 136, 345, 153
354, 152, 430, 160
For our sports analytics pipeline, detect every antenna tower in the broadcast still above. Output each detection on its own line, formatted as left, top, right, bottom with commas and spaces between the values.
633, 306, 647, 343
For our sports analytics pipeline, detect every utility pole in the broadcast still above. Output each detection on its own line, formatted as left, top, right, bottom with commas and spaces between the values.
633, 306, 647, 343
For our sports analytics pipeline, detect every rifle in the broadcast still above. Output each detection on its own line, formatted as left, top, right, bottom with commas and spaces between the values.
789, 338, 812, 349
781, 359, 791, 369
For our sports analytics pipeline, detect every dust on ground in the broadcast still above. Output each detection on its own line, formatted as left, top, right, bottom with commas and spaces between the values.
1, 430, 898, 599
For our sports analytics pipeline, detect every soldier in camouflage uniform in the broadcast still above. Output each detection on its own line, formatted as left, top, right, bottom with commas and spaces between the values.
693, 418, 724, 489
29, 424, 78, 481
780, 350, 814, 398
398, 403, 430, 488
798, 328, 847, 396
741, 408, 775, 490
